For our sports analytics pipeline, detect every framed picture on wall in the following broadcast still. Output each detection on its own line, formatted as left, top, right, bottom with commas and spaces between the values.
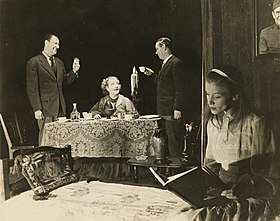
254, 0, 280, 57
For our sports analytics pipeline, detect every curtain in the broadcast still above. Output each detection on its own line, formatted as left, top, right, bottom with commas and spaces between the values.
200, 0, 215, 165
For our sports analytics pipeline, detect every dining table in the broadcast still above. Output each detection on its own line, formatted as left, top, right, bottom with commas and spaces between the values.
40, 117, 159, 159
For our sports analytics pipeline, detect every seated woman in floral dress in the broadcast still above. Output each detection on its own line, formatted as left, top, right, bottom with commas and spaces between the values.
89, 76, 138, 119
176, 65, 280, 221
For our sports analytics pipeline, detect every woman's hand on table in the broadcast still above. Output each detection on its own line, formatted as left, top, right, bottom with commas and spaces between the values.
93, 114, 101, 119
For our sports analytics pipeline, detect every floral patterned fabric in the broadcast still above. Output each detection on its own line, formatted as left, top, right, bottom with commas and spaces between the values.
40, 119, 158, 158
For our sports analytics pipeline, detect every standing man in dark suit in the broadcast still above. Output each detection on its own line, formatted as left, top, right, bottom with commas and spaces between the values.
155, 37, 186, 157
26, 34, 80, 143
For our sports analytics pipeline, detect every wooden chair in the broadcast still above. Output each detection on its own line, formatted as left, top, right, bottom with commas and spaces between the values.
0, 145, 73, 203
0, 112, 38, 159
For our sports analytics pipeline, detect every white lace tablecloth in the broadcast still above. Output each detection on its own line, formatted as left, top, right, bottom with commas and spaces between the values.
0, 181, 190, 221
40, 118, 158, 158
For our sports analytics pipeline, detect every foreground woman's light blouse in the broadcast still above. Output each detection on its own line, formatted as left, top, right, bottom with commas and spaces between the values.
174, 111, 280, 221
205, 111, 279, 191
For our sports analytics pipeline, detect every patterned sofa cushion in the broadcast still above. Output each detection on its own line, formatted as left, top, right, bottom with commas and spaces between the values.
14, 146, 79, 197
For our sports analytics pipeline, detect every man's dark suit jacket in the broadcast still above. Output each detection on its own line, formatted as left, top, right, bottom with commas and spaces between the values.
155, 55, 186, 116
26, 54, 77, 117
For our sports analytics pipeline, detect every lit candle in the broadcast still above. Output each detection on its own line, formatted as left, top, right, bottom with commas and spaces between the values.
135, 68, 138, 91
131, 66, 138, 95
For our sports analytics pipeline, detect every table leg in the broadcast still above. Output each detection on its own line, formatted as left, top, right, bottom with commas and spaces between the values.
133, 166, 138, 183
165, 167, 170, 177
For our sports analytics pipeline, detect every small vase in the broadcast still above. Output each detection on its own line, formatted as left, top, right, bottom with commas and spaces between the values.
152, 128, 167, 164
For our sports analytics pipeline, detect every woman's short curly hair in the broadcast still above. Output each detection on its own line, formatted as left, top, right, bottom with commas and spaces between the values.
101, 76, 120, 95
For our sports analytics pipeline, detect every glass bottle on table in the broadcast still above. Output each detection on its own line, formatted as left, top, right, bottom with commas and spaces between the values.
70, 103, 80, 121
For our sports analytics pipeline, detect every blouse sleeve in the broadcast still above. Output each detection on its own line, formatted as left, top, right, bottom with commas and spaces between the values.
115, 96, 138, 115
89, 97, 105, 117
124, 97, 138, 115
250, 116, 280, 196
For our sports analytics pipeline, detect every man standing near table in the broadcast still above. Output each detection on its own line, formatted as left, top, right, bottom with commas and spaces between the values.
154, 37, 186, 157
26, 34, 80, 143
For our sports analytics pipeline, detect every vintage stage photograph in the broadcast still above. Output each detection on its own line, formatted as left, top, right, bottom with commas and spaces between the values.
0, 0, 280, 220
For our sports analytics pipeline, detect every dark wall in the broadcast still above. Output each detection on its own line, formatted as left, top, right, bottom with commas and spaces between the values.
211, 0, 280, 151
211, 0, 280, 114
0, 0, 202, 156
0, 0, 202, 117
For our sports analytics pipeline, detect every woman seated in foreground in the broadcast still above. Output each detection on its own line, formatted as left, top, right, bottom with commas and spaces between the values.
89, 76, 138, 119
178, 65, 280, 221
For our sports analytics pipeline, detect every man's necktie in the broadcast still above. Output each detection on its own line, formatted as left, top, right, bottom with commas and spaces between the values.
50, 56, 57, 75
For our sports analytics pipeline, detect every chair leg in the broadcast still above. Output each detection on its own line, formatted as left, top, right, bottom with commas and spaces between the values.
0, 159, 10, 203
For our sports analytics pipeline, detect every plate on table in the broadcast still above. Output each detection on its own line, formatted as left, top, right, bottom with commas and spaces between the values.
139, 115, 161, 120
82, 117, 95, 121
99, 117, 119, 121
57, 119, 70, 123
